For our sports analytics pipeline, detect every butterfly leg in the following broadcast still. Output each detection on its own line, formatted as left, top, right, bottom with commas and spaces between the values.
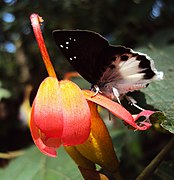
112, 87, 121, 104
125, 95, 145, 111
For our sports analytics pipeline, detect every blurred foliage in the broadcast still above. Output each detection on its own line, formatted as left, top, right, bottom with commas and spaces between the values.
0, 146, 82, 180
0, 0, 174, 179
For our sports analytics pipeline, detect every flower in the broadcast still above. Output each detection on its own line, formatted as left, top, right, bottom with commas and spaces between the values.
30, 77, 91, 157
30, 13, 153, 160
29, 13, 157, 179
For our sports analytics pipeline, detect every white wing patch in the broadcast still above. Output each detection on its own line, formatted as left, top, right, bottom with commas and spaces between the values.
119, 57, 139, 71
122, 73, 145, 83
119, 57, 144, 81
97, 51, 163, 99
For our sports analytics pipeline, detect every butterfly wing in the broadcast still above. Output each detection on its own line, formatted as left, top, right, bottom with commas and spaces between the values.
53, 30, 109, 84
97, 46, 163, 98
53, 30, 163, 99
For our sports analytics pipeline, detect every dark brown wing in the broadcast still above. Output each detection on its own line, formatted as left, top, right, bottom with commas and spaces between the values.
53, 30, 109, 84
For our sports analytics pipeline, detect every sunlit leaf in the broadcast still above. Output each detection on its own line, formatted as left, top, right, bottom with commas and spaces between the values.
0, 146, 81, 180
137, 44, 174, 133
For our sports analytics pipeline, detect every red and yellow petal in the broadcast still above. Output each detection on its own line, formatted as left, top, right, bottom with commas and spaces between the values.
83, 90, 151, 130
60, 80, 91, 146
30, 105, 58, 157
76, 101, 120, 174
32, 77, 63, 138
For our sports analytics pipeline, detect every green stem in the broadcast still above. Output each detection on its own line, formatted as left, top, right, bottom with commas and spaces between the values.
136, 136, 174, 180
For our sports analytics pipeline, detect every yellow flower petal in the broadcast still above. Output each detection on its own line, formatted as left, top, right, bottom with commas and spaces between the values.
76, 101, 119, 174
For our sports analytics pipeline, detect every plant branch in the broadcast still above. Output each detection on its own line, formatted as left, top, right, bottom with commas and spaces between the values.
136, 136, 174, 180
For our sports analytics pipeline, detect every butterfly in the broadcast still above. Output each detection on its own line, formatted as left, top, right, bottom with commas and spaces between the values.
53, 30, 163, 104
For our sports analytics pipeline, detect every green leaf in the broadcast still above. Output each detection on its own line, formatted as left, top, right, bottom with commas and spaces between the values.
0, 146, 82, 180
137, 45, 174, 133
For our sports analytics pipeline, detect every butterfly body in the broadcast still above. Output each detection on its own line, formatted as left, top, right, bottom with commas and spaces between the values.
53, 30, 163, 100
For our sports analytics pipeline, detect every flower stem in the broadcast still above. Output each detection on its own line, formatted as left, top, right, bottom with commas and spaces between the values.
136, 136, 174, 180
30, 13, 57, 78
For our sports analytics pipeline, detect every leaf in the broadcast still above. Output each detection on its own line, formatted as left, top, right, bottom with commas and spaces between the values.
137, 44, 174, 133
0, 146, 82, 180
